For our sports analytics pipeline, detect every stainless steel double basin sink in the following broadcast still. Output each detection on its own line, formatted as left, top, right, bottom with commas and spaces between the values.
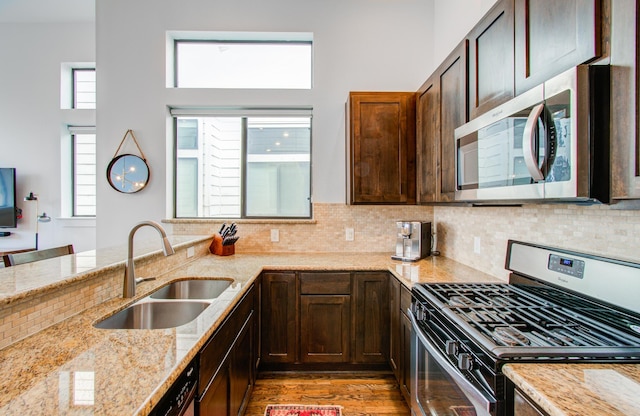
94, 278, 232, 330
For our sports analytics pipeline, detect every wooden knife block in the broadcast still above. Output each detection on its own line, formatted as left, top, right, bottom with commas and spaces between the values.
209, 234, 235, 256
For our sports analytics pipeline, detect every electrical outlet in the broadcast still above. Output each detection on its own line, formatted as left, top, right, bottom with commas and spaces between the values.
186, 246, 195, 258
473, 236, 481, 254
345, 228, 355, 241
270, 229, 280, 242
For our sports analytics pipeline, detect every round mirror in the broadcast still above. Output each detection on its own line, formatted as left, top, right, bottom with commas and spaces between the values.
106, 154, 150, 193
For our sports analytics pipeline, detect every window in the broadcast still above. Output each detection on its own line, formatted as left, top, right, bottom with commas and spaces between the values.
70, 129, 96, 216
73, 68, 96, 109
174, 113, 311, 219
175, 40, 312, 89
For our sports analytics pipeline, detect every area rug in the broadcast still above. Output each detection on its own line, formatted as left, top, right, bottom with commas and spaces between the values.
264, 404, 342, 416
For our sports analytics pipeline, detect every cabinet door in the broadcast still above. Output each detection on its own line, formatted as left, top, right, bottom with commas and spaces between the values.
388, 276, 401, 378
468, 0, 515, 119
300, 295, 351, 363
348, 92, 417, 204
230, 311, 254, 416
353, 272, 389, 364
514, 0, 601, 95
261, 272, 297, 364
610, 0, 640, 200
198, 356, 230, 416
400, 310, 412, 403
417, 40, 468, 203
438, 41, 469, 202
416, 78, 439, 203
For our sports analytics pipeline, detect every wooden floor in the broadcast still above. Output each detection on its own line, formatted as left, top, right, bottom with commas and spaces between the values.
244, 371, 411, 416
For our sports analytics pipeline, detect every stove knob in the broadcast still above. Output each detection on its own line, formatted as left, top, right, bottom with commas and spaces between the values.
445, 340, 458, 355
414, 304, 428, 321
457, 353, 473, 371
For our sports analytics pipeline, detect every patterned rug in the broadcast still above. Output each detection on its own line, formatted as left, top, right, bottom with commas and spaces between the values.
264, 404, 342, 416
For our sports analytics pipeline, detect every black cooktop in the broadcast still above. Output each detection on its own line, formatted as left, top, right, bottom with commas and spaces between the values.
413, 282, 640, 359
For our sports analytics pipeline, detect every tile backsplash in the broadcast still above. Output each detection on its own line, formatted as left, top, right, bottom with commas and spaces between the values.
173, 202, 640, 281
435, 204, 640, 280
170, 203, 434, 254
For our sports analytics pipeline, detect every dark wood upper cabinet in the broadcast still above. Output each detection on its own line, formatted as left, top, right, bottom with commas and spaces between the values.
417, 40, 468, 203
468, 0, 515, 119
610, 0, 640, 200
514, 0, 602, 95
417, 79, 439, 203
347, 92, 417, 204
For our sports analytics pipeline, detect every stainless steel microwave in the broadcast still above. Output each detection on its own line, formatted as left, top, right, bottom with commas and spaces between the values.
454, 65, 610, 204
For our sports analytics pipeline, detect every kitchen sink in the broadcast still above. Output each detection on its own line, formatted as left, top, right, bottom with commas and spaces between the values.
94, 300, 210, 330
149, 278, 232, 300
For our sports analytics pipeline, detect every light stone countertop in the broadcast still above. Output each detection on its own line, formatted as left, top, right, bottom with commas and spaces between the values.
0, 249, 500, 416
1, 245, 638, 416
0, 234, 212, 305
503, 363, 640, 415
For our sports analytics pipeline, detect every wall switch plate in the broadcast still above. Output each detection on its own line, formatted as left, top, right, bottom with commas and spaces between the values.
186, 246, 195, 258
345, 227, 355, 241
473, 236, 481, 254
270, 229, 280, 242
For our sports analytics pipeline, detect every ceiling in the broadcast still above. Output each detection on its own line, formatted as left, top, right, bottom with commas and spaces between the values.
0, 0, 94, 23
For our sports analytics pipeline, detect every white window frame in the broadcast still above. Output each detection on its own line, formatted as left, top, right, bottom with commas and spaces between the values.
171, 107, 313, 219
65, 126, 96, 218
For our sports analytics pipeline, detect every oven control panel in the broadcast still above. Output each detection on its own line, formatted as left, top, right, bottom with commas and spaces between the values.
548, 254, 585, 279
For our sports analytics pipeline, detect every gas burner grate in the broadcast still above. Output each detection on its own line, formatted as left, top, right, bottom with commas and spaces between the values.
418, 282, 640, 349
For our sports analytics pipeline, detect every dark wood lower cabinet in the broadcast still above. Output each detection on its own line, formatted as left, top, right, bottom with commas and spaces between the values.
389, 275, 412, 404
199, 360, 230, 416
399, 310, 412, 402
300, 295, 351, 363
261, 272, 297, 364
353, 272, 389, 364
260, 271, 393, 370
197, 284, 257, 416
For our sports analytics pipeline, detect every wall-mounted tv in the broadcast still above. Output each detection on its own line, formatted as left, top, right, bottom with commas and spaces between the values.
0, 168, 17, 228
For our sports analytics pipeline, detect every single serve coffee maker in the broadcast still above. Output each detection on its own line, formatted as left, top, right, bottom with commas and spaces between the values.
391, 221, 431, 262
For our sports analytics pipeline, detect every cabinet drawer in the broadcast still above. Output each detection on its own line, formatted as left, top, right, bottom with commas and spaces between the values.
300, 272, 351, 295
400, 284, 412, 315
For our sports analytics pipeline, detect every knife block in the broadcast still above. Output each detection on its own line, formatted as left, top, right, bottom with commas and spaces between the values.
209, 233, 235, 256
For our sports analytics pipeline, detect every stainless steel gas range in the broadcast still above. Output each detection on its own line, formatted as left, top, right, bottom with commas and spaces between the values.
409, 240, 640, 416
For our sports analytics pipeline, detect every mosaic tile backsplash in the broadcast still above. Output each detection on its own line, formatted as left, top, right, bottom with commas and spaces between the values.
173, 202, 640, 281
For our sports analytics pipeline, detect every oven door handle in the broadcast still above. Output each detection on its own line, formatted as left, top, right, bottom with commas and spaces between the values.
410, 311, 495, 414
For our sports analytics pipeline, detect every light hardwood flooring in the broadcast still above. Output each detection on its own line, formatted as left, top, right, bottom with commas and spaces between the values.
244, 371, 411, 416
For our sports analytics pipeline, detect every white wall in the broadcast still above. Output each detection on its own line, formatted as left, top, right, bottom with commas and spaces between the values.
96, 0, 435, 248
0, 23, 96, 252
431, 0, 497, 72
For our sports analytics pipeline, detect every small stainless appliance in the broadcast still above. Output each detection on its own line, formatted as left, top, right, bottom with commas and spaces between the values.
410, 240, 640, 416
454, 65, 610, 204
392, 221, 431, 262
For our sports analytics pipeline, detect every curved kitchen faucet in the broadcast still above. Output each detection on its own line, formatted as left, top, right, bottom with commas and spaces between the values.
123, 221, 175, 298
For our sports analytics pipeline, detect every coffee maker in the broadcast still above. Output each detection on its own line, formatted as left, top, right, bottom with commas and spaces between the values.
391, 221, 431, 262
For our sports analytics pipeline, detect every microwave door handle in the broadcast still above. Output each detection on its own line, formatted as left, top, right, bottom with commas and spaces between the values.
522, 103, 545, 181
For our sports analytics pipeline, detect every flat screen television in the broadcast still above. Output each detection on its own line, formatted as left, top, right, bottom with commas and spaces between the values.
0, 168, 17, 228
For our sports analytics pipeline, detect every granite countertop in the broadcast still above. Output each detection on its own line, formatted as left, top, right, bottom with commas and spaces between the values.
504, 363, 640, 415
0, 250, 500, 416
0, 235, 212, 305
